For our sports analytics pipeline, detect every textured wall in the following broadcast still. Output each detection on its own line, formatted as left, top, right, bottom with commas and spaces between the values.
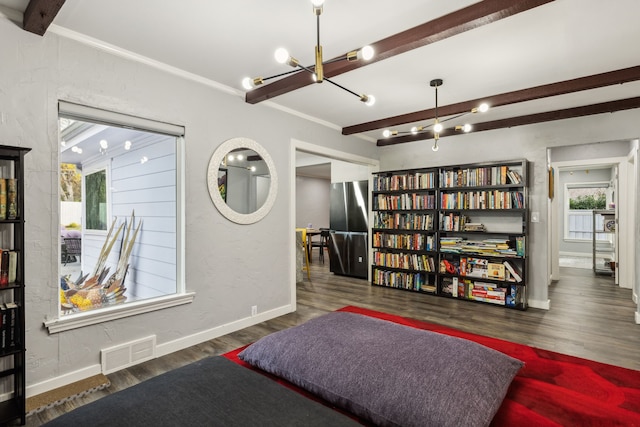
378, 111, 640, 308
0, 17, 378, 390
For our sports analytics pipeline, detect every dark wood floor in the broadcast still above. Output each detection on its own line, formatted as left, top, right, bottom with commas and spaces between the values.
26, 251, 639, 426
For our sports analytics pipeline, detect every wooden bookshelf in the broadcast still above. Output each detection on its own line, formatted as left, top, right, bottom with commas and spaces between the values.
371, 159, 528, 310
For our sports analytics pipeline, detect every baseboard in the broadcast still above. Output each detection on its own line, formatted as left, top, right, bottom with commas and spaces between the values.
528, 298, 551, 310
27, 304, 294, 398
155, 304, 295, 358
26, 362, 102, 398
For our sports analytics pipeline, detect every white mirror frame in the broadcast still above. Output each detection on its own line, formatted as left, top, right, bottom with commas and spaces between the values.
207, 137, 278, 224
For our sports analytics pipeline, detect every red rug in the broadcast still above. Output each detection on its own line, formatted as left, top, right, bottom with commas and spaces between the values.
223, 305, 640, 426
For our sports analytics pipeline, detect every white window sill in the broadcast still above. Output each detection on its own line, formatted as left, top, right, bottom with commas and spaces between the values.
44, 292, 195, 334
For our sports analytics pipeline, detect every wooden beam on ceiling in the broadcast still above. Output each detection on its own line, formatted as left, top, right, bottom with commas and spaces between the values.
347, 66, 640, 136
376, 96, 640, 146
245, 0, 554, 105
23, 0, 66, 36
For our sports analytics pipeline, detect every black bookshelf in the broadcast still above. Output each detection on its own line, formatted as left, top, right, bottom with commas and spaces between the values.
0, 145, 30, 425
371, 159, 528, 310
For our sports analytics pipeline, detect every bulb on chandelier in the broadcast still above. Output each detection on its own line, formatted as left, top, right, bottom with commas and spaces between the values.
242, 77, 263, 90
433, 122, 443, 133
382, 129, 398, 138
361, 45, 374, 61
360, 94, 376, 106
274, 48, 289, 64
455, 124, 472, 133
348, 45, 375, 62
472, 103, 490, 114
432, 142, 439, 152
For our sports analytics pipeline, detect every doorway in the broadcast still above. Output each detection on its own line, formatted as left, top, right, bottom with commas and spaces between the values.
289, 139, 379, 307
548, 140, 638, 323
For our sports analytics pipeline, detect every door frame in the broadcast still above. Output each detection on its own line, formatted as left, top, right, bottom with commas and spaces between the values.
289, 139, 379, 310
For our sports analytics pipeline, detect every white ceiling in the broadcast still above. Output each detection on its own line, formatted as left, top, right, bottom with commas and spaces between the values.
3, 0, 640, 144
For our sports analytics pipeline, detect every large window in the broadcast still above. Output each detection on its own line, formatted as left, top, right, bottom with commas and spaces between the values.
52, 102, 190, 331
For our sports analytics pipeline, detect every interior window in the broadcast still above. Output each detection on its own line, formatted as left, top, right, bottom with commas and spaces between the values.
59, 113, 182, 316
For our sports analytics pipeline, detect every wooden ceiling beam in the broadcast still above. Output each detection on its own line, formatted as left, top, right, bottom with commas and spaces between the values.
245, 0, 554, 104
23, 0, 66, 36
376, 96, 640, 146
348, 65, 640, 136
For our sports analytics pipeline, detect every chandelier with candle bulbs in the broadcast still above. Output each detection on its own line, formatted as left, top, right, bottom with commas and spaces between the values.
242, 0, 376, 106
382, 79, 489, 151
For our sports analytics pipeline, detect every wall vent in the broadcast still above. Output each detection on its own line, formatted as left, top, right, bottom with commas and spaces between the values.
101, 335, 156, 374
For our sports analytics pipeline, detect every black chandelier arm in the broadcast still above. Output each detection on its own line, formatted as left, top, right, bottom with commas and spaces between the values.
439, 111, 470, 124
262, 68, 304, 82
323, 76, 361, 99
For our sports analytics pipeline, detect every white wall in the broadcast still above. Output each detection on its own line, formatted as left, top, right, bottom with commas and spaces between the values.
330, 159, 371, 183
379, 113, 640, 310
295, 175, 330, 229
0, 18, 378, 391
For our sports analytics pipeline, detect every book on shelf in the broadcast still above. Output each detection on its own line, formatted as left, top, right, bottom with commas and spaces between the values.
469, 282, 506, 305
506, 285, 522, 307
463, 223, 486, 232
503, 260, 523, 282
487, 263, 506, 280
6, 179, 17, 220
0, 250, 17, 286
0, 178, 5, 220
0, 250, 8, 286
515, 236, 526, 256
463, 257, 488, 278
507, 169, 522, 184
0, 302, 19, 350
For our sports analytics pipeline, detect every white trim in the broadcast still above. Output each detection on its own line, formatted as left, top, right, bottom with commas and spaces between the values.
559, 251, 592, 258
26, 363, 102, 398
636, 311, 640, 325
155, 304, 293, 358
528, 298, 551, 310
46, 25, 379, 143
0, 5, 22, 23
44, 292, 195, 334
31, 303, 292, 397
51, 26, 240, 99
59, 100, 185, 136
290, 139, 380, 306
177, 136, 187, 293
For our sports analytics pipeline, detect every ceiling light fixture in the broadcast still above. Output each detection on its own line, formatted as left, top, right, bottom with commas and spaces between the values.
382, 79, 489, 151
242, 0, 375, 106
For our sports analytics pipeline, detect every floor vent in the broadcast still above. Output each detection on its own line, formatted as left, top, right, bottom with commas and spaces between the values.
101, 335, 156, 374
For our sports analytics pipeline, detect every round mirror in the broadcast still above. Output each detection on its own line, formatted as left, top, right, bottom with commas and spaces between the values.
207, 137, 278, 224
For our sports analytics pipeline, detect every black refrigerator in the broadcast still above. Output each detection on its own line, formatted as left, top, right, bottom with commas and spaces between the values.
328, 180, 368, 279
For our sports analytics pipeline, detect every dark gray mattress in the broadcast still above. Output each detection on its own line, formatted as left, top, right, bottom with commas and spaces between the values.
42, 356, 361, 427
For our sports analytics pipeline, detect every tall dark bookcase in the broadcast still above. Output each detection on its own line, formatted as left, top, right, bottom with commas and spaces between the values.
371, 159, 528, 310
0, 146, 30, 425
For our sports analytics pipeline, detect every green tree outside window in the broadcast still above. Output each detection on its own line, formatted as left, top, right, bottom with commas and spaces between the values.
85, 169, 107, 230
